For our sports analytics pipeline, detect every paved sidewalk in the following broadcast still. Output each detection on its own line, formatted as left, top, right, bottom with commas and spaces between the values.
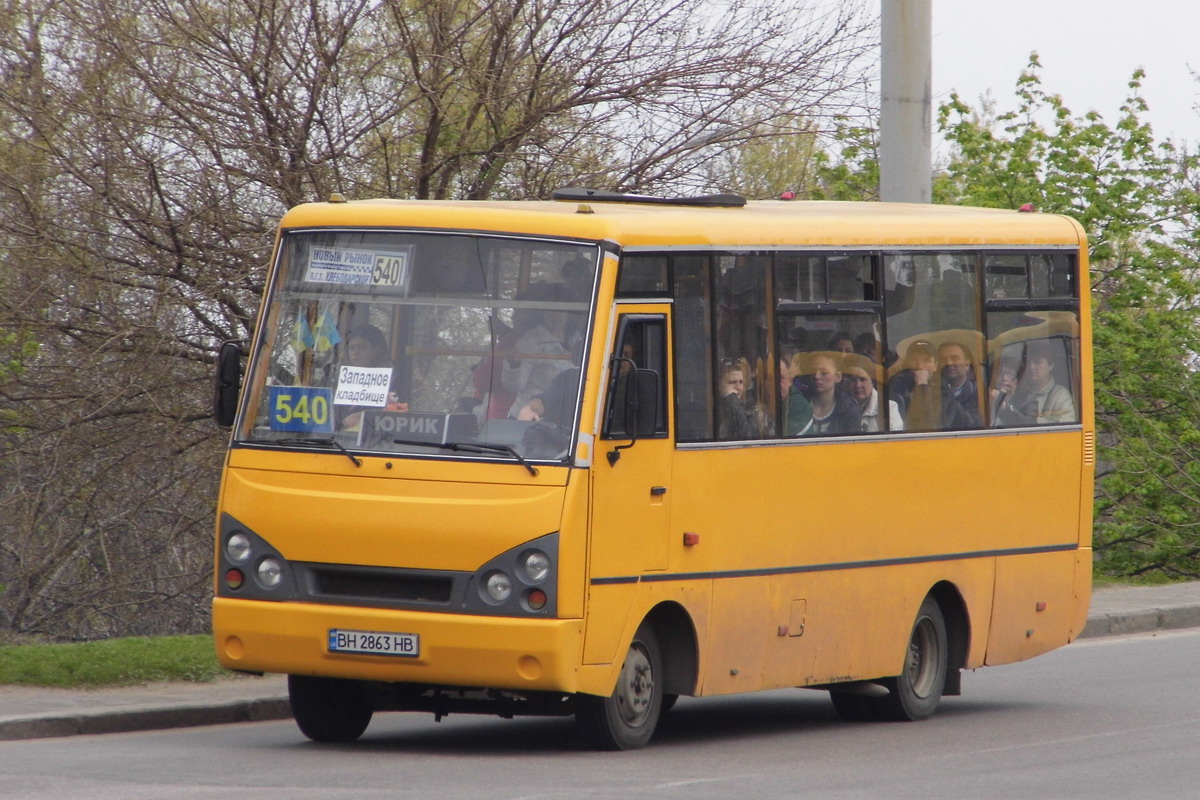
0, 673, 290, 742
1076, 580, 1200, 638
3, 581, 1200, 742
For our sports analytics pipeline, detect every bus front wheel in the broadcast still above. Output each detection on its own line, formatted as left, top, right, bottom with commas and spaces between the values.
288, 674, 373, 742
575, 623, 663, 750
875, 595, 948, 721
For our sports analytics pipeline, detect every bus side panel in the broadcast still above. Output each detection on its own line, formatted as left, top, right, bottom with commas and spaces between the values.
556, 470, 591, 620
984, 550, 1078, 666
673, 432, 1082, 694
703, 560, 995, 695
702, 576, 771, 694
792, 560, 995, 687
581, 583, 638, 665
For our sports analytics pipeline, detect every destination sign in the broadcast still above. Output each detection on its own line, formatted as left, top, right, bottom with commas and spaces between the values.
304, 246, 412, 291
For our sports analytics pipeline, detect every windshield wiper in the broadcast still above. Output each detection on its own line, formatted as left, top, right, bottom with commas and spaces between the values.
276, 437, 363, 467
392, 438, 538, 476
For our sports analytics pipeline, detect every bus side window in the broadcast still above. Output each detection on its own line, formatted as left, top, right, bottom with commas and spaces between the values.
984, 252, 1081, 428
672, 255, 713, 442
884, 253, 986, 433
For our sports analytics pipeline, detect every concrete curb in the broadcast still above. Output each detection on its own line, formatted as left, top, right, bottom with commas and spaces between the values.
1076, 605, 1200, 640
0, 696, 290, 742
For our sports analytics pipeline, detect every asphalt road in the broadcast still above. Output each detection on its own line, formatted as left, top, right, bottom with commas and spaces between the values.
3, 628, 1199, 799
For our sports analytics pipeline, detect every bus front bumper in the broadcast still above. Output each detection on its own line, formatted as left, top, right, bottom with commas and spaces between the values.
212, 597, 585, 693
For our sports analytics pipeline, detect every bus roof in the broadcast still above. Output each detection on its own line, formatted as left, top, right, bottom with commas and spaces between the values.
278, 197, 1085, 249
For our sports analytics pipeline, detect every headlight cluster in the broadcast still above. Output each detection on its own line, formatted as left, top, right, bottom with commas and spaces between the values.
479, 548, 553, 612
223, 529, 289, 593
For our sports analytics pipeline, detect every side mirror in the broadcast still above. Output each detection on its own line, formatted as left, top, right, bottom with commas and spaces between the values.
608, 369, 659, 465
213, 341, 243, 428
626, 370, 659, 438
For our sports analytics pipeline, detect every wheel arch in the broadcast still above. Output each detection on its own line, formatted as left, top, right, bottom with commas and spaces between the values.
642, 601, 699, 697
929, 580, 970, 695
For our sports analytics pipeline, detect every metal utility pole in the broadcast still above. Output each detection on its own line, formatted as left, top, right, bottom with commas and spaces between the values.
880, 0, 932, 203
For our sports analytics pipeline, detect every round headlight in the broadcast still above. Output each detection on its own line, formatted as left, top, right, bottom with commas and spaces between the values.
485, 571, 513, 603
257, 557, 283, 589
521, 551, 551, 583
226, 533, 252, 564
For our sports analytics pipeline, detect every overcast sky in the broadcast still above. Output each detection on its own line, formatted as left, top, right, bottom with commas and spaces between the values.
929, 1, 1200, 148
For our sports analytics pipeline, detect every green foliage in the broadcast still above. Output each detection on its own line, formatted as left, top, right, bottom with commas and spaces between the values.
810, 121, 881, 200
935, 56, 1200, 578
0, 635, 224, 687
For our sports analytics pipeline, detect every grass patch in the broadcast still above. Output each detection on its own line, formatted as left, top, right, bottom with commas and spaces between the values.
0, 635, 225, 688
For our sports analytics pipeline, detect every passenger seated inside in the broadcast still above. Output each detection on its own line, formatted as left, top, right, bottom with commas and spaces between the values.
779, 348, 813, 436
842, 354, 902, 432
936, 340, 982, 429
993, 341, 1077, 426
518, 340, 627, 429
888, 338, 980, 432
800, 351, 861, 435
888, 340, 937, 423
335, 325, 404, 430
500, 285, 574, 419
828, 331, 854, 354
718, 358, 759, 440
988, 355, 1020, 427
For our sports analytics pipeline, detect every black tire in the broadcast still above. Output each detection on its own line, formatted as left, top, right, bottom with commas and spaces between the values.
874, 596, 948, 721
575, 623, 663, 750
288, 674, 373, 742
660, 693, 679, 716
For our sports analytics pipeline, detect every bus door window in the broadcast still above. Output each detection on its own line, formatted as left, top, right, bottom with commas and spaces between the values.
603, 317, 668, 439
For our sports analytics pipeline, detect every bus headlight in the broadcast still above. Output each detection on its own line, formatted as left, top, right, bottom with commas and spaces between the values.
484, 571, 513, 603
521, 551, 551, 583
465, 532, 557, 616
226, 532, 252, 564
257, 557, 284, 589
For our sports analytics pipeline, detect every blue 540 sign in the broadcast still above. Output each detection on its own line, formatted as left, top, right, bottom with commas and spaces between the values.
268, 386, 334, 433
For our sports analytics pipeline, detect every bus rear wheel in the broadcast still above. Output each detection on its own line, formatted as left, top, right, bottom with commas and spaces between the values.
575, 623, 663, 750
874, 595, 948, 721
288, 674, 373, 742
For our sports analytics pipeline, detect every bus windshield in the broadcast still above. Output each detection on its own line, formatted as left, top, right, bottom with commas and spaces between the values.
235, 229, 599, 464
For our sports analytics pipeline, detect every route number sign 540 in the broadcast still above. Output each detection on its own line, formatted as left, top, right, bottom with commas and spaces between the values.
268, 386, 334, 433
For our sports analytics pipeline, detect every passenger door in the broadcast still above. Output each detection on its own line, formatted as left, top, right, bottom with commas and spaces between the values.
583, 308, 674, 663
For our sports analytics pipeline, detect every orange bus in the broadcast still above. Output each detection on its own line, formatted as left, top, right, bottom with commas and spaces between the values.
213, 189, 1093, 749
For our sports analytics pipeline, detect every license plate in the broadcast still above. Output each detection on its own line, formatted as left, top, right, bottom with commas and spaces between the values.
328, 629, 419, 658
